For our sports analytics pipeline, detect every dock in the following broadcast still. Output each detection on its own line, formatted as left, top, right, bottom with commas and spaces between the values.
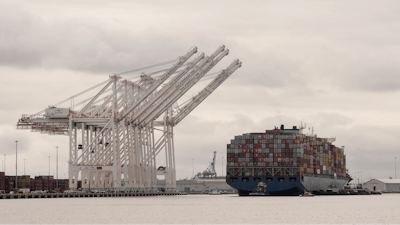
0, 192, 180, 200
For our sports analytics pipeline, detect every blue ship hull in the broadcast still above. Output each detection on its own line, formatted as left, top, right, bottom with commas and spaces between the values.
226, 176, 305, 196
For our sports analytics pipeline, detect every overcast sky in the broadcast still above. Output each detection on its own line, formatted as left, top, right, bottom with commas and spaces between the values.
1, 0, 400, 183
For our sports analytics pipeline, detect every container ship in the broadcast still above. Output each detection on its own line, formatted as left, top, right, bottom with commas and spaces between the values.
226, 125, 350, 196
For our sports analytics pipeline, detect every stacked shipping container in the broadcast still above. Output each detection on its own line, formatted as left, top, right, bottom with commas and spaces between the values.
5, 176, 16, 192
227, 128, 347, 178
0, 175, 69, 193
301, 136, 346, 177
17, 175, 30, 189
0, 172, 5, 191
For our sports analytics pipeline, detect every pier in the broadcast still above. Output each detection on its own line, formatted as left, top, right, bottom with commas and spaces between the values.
0, 192, 180, 200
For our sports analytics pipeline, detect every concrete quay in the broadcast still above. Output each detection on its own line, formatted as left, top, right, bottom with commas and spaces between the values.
0, 192, 180, 199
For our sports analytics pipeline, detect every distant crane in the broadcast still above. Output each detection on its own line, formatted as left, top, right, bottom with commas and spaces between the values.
195, 151, 217, 178
16, 45, 241, 193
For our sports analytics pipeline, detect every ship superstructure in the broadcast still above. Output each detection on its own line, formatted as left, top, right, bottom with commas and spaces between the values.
226, 125, 349, 196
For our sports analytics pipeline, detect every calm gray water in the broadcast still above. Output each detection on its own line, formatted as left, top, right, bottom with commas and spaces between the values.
0, 194, 399, 224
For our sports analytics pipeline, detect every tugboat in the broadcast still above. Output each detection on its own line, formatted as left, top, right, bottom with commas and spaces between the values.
209, 189, 221, 195
249, 182, 269, 196
300, 191, 315, 197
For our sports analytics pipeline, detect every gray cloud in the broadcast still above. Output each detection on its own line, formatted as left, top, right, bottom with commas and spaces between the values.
0, 2, 217, 74
1, 0, 400, 182
0, 126, 32, 155
2, 0, 400, 92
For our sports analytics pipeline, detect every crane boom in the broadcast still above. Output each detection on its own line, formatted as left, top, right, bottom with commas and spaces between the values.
139, 49, 229, 127
173, 60, 241, 125
76, 79, 114, 117
118, 46, 198, 121
131, 46, 225, 125
126, 52, 205, 124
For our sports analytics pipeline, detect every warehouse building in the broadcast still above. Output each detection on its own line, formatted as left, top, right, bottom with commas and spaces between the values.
363, 179, 400, 192
157, 178, 234, 193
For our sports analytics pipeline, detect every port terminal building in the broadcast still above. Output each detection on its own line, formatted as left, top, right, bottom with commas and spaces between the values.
157, 178, 234, 193
363, 179, 400, 192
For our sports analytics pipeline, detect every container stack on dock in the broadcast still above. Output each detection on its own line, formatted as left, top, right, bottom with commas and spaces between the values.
0, 174, 69, 193
0, 172, 5, 191
17, 175, 30, 189
5, 176, 16, 192
57, 179, 69, 191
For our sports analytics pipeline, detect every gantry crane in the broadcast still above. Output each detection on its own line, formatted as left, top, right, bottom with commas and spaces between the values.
195, 151, 217, 178
16, 45, 241, 193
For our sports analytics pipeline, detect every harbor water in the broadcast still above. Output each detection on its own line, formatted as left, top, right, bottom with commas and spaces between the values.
0, 194, 399, 224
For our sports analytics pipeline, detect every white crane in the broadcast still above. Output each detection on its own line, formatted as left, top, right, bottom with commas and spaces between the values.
195, 151, 218, 178
16, 45, 241, 193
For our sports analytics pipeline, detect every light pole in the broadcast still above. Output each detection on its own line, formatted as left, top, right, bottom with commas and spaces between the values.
395, 157, 397, 179
222, 156, 224, 177
3, 154, 5, 174
24, 159, 25, 175
354, 172, 356, 186
15, 141, 18, 190
192, 158, 194, 179
48, 156, 50, 191
56, 146, 58, 190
